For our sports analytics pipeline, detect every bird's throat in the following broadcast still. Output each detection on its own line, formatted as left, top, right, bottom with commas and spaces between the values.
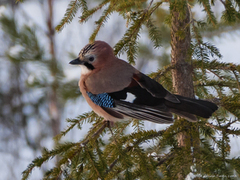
80, 65, 92, 75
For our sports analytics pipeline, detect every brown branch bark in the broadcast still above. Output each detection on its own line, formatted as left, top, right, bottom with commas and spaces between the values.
170, 2, 199, 179
47, 0, 61, 137
170, 1, 193, 147
156, 153, 174, 166
171, 4, 193, 98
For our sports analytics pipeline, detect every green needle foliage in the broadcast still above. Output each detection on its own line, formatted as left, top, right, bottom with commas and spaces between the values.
19, 0, 240, 179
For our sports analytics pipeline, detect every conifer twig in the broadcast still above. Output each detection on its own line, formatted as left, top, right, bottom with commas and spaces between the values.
219, 0, 226, 6
205, 121, 240, 135
156, 152, 174, 166
81, 121, 108, 146
55, 0, 78, 31
56, 121, 108, 173
149, 2, 163, 16
232, 70, 240, 91
107, 121, 118, 145
106, 158, 119, 174
151, 64, 175, 80
105, 129, 165, 175
85, 120, 105, 139
85, 146, 103, 179
147, 0, 154, 11
205, 122, 221, 130
207, 69, 224, 80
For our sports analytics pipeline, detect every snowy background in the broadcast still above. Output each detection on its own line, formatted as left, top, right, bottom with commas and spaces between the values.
0, 1, 239, 179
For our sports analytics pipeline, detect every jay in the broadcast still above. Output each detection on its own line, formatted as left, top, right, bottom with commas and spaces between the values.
70, 41, 218, 124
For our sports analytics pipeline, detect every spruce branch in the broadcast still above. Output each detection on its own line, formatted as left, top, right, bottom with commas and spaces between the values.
54, 111, 98, 141
105, 158, 119, 175
150, 64, 175, 80
220, 0, 226, 6
22, 142, 77, 180
89, 2, 116, 42
145, 17, 162, 48
144, 2, 163, 49
52, 121, 108, 179
81, 120, 108, 147
199, 0, 217, 26
156, 152, 174, 166
194, 80, 238, 89
232, 70, 240, 91
114, 2, 162, 63
105, 129, 165, 175
147, 0, 154, 10
79, 0, 110, 23
107, 122, 119, 145
193, 59, 240, 71
221, 0, 239, 23
207, 69, 224, 80
235, 0, 240, 7
85, 146, 103, 179
148, 2, 163, 16
22, 121, 108, 180
55, 0, 88, 32
206, 121, 240, 135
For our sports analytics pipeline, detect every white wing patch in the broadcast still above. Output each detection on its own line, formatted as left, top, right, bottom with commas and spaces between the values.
124, 92, 136, 103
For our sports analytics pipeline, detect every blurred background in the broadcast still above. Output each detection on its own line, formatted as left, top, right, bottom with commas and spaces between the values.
0, 0, 240, 179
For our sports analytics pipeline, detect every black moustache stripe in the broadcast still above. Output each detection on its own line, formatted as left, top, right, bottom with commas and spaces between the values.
84, 62, 95, 70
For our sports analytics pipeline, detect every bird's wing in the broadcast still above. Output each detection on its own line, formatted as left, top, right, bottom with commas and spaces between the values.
86, 74, 217, 123
87, 79, 174, 124
102, 100, 173, 124
132, 72, 180, 103
85, 58, 178, 105
84, 59, 179, 123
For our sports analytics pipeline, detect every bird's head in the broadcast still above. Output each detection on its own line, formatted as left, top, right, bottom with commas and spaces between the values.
69, 41, 115, 73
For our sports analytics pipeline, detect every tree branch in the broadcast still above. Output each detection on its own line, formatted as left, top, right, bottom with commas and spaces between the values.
156, 152, 174, 166
206, 121, 240, 135
81, 121, 108, 147
105, 129, 165, 175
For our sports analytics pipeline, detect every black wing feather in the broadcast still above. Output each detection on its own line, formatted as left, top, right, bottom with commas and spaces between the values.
133, 72, 180, 103
105, 82, 174, 123
101, 75, 217, 123
104, 100, 173, 124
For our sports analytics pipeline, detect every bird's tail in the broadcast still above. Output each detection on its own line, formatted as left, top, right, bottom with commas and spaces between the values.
165, 95, 218, 122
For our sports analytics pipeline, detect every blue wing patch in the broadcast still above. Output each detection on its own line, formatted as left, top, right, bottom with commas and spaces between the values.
87, 92, 115, 108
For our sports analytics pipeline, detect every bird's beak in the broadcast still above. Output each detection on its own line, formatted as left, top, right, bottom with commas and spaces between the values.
69, 58, 84, 65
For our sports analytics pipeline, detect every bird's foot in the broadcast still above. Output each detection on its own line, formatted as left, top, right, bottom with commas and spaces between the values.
104, 120, 118, 144
104, 120, 115, 128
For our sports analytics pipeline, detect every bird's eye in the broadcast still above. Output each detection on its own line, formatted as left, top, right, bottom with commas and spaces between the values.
89, 56, 95, 62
